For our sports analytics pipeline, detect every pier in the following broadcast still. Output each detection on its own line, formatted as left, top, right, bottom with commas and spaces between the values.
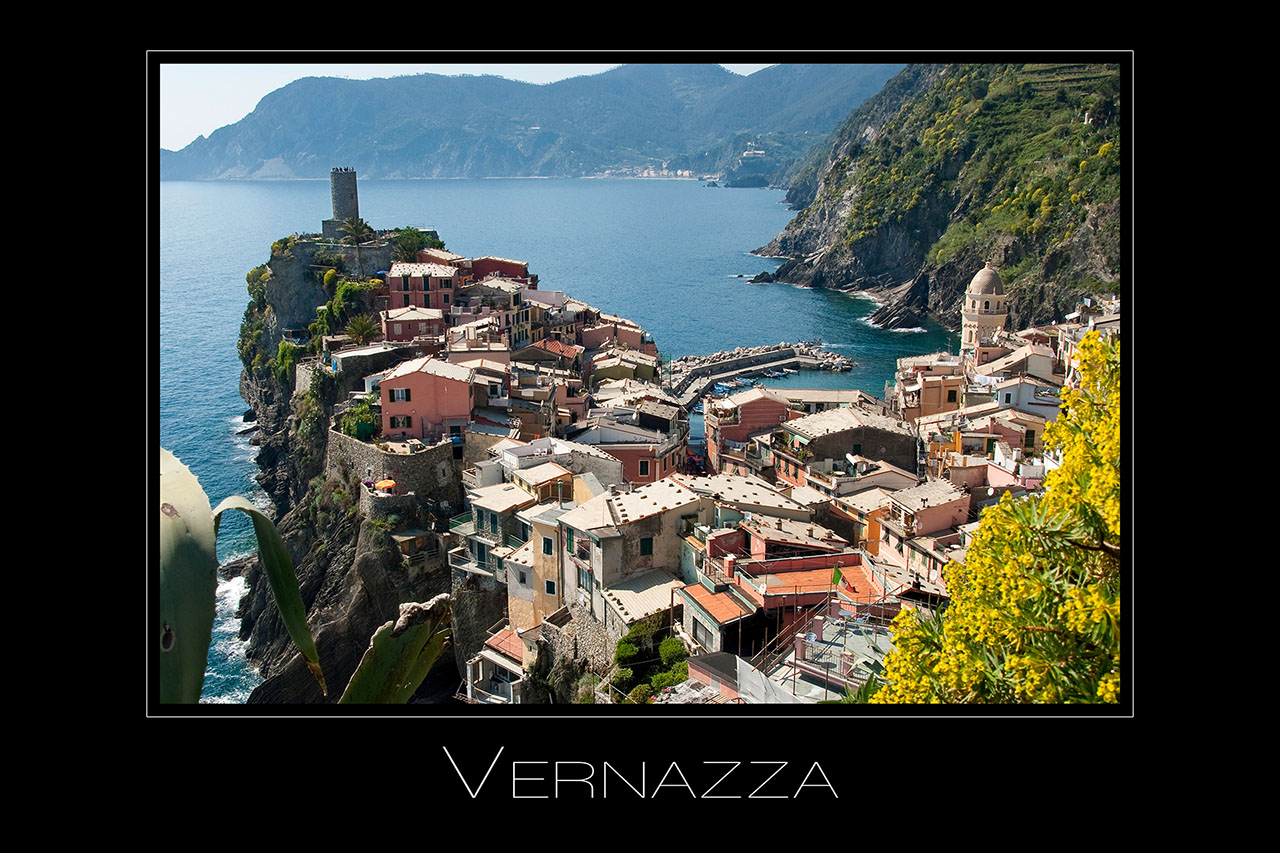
665, 342, 853, 409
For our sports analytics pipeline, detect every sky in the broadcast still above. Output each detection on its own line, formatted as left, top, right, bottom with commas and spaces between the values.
158, 62, 776, 151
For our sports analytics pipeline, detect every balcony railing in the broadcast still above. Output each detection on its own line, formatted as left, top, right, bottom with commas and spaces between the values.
448, 512, 475, 537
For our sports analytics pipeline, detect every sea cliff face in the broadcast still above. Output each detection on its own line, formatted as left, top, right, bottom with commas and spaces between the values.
234, 238, 455, 704
756, 62, 1122, 332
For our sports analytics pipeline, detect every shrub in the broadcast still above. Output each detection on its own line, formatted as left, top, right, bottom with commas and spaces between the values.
650, 661, 688, 692
614, 641, 639, 666
610, 667, 634, 693
628, 684, 653, 704
659, 636, 688, 668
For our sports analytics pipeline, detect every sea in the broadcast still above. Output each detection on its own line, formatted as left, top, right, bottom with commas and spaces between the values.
157, 177, 957, 703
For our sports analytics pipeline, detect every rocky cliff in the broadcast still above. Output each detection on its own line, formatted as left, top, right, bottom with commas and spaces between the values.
234, 233, 456, 704
755, 62, 1123, 333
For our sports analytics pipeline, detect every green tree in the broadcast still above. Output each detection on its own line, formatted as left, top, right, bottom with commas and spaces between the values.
873, 331, 1121, 704
391, 226, 444, 262
340, 216, 374, 277
344, 313, 380, 345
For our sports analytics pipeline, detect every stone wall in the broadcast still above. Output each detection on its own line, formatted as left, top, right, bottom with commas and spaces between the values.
326, 429, 463, 513
540, 602, 613, 674
330, 344, 418, 393
449, 567, 509, 679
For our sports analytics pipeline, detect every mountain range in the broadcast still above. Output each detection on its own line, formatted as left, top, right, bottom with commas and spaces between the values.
159, 63, 903, 182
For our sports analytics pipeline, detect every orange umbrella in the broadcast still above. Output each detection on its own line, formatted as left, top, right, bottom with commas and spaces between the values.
375, 479, 396, 489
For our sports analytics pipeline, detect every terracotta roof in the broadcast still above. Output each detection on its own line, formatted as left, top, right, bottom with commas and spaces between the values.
834, 562, 885, 604
485, 627, 523, 663
680, 582, 753, 626
748, 566, 841, 597
531, 338, 583, 359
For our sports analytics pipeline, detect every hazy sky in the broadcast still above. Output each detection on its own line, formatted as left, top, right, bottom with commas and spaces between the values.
158, 62, 776, 151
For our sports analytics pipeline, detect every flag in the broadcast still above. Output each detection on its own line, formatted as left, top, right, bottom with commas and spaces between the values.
832, 567, 842, 585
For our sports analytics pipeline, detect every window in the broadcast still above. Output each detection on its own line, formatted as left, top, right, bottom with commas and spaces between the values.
489, 383, 501, 398
401, 277, 410, 292
1025, 430, 1035, 448
389, 415, 412, 429
542, 536, 554, 555
1004, 393, 1012, 404
403, 295, 410, 307
947, 389, 957, 403
639, 460, 650, 477
518, 569, 527, 585
393, 323, 402, 336
545, 579, 556, 596
692, 617, 712, 649
390, 388, 411, 402
443, 294, 450, 305
640, 537, 653, 556
578, 565, 591, 591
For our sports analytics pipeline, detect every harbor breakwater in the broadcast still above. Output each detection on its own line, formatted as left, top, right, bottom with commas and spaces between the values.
666, 341, 853, 405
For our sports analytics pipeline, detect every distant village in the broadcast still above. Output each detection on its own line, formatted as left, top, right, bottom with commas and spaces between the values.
288, 169, 1122, 705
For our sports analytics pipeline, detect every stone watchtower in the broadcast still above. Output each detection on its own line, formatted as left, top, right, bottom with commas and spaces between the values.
321, 167, 360, 239
960, 263, 1008, 360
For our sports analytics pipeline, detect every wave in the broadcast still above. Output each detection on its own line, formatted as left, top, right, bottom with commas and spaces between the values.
200, 575, 262, 704
857, 317, 927, 333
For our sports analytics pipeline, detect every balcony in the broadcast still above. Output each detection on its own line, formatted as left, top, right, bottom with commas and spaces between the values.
448, 511, 475, 537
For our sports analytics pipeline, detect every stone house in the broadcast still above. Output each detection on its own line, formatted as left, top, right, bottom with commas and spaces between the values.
770, 406, 918, 489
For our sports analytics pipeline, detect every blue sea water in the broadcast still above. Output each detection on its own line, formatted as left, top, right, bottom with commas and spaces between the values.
158, 178, 957, 703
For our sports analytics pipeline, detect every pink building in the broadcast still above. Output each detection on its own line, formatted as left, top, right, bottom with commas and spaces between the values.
381, 306, 445, 342
470, 256, 535, 286
384, 262, 462, 312
379, 356, 475, 442
704, 387, 796, 475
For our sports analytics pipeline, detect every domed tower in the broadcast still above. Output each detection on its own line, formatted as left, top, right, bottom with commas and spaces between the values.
960, 263, 1008, 359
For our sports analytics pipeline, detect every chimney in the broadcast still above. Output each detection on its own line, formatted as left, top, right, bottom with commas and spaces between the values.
776, 517, 783, 530
723, 555, 736, 578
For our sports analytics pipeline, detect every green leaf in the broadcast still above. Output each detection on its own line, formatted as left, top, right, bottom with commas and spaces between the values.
213, 495, 327, 697
339, 595, 452, 704
159, 448, 219, 704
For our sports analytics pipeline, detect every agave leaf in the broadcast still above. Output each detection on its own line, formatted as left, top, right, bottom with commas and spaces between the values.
213, 495, 326, 697
340, 595, 452, 704
159, 448, 219, 704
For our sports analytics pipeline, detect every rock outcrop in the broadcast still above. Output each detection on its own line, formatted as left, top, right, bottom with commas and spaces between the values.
234, 233, 455, 704
756, 62, 1123, 332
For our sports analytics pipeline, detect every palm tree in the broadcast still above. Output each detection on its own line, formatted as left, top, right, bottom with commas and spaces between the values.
344, 313, 380, 346
340, 216, 374, 277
